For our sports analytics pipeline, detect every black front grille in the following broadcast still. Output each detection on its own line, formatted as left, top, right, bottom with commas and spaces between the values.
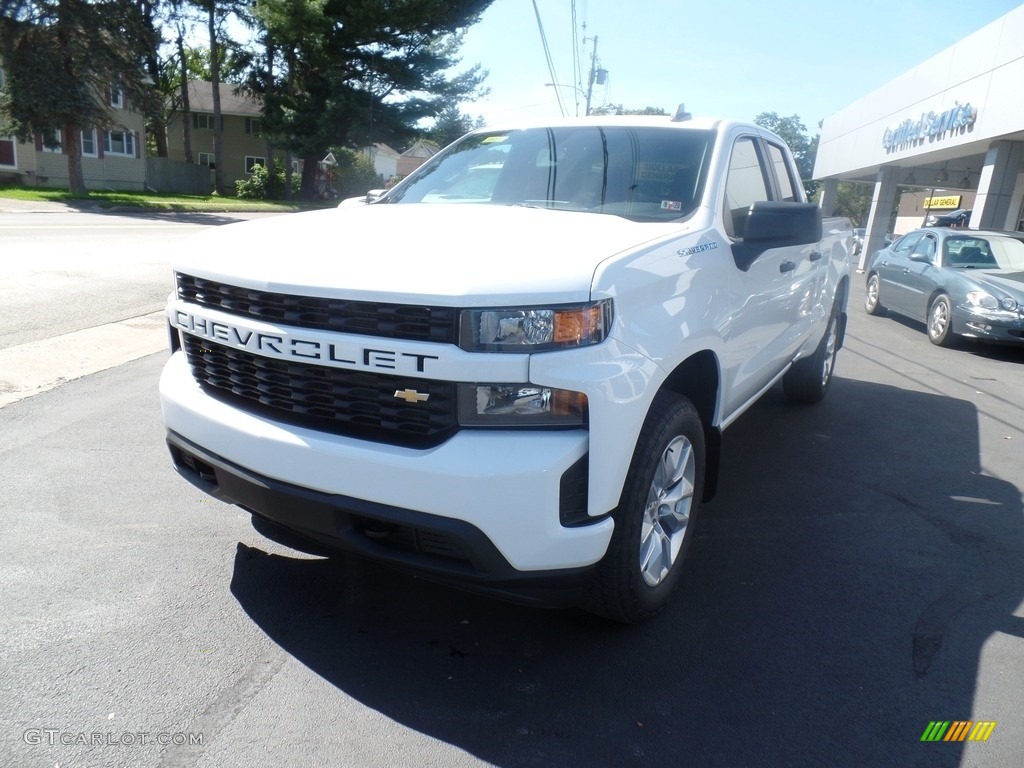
176, 273, 459, 343
182, 334, 458, 447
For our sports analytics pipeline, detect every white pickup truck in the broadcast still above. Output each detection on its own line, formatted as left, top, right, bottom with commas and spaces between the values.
160, 110, 852, 622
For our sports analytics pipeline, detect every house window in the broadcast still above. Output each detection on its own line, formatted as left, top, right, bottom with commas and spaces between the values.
81, 129, 97, 157
245, 117, 261, 135
198, 152, 214, 168
103, 129, 135, 157
0, 136, 15, 167
42, 129, 63, 153
110, 85, 124, 109
245, 156, 266, 174
192, 113, 217, 130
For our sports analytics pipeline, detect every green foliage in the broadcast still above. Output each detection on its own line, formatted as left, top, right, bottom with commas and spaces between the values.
250, 0, 494, 199
831, 181, 874, 227
235, 159, 286, 199
0, 0, 161, 193
754, 112, 820, 198
429, 103, 485, 149
590, 104, 668, 116
329, 148, 382, 198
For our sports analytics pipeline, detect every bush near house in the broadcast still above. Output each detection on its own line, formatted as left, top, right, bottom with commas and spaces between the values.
235, 160, 286, 199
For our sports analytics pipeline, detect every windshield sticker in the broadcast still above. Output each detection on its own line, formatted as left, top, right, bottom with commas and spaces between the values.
638, 161, 682, 182
481, 135, 509, 144
661, 200, 682, 212
677, 242, 719, 257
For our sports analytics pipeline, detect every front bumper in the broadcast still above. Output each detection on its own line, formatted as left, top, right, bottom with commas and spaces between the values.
954, 306, 1024, 344
160, 352, 615, 595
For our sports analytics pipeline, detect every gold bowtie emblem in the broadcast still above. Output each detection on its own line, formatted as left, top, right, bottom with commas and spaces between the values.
394, 388, 430, 403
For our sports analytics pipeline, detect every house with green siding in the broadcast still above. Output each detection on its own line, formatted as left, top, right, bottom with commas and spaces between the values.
0, 63, 147, 190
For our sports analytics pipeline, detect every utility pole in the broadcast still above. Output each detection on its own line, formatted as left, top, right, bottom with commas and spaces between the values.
585, 36, 599, 117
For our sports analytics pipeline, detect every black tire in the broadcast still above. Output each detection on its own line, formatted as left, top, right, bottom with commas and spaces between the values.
583, 392, 704, 623
864, 273, 886, 316
927, 294, 958, 347
783, 304, 840, 404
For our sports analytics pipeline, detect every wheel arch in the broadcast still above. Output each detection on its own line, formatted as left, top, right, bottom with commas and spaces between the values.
659, 349, 721, 502
834, 274, 850, 348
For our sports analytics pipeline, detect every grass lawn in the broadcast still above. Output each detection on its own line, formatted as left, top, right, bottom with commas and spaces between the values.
0, 186, 333, 213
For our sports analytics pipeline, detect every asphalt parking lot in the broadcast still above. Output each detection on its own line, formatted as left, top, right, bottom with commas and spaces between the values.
1, 275, 1022, 768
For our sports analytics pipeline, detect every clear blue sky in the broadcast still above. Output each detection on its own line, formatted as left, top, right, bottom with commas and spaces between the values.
453, 0, 1023, 130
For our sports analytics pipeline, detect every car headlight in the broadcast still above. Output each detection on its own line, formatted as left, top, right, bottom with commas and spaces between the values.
458, 384, 588, 427
1000, 296, 1019, 312
459, 300, 612, 352
966, 291, 999, 310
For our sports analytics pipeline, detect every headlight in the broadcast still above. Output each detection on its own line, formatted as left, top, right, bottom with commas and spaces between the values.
459, 300, 612, 352
966, 291, 999, 310
1000, 296, 1019, 312
458, 384, 588, 427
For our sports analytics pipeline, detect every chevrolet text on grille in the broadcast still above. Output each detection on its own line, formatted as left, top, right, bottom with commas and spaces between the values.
172, 310, 439, 372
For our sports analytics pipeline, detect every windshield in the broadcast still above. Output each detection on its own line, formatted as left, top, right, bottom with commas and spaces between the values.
384, 126, 714, 222
944, 235, 1024, 270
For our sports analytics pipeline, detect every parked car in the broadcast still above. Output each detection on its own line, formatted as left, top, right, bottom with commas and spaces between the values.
864, 228, 1024, 346
924, 209, 972, 227
852, 228, 866, 256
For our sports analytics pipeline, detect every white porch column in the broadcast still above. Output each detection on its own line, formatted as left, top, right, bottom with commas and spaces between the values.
817, 179, 839, 216
858, 166, 898, 272
972, 141, 1024, 230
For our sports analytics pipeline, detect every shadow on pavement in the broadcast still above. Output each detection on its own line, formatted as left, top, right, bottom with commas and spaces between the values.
229, 378, 1023, 767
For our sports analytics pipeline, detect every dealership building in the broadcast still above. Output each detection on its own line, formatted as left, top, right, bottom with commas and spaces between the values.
814, 5, 1024, 269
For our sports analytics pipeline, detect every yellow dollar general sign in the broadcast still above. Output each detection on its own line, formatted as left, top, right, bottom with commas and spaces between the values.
921, 721, 997, 742
923, 195, 961, 209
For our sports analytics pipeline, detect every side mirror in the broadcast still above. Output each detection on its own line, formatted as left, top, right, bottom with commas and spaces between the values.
909, 252, 932, 263
732, 201, 822, 271
365, 189, 386, 203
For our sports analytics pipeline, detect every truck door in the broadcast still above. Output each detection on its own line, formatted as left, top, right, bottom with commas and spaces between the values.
721, 134, 820, 415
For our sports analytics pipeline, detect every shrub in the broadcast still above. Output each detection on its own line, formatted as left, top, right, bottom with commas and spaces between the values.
236, 159, 287, 199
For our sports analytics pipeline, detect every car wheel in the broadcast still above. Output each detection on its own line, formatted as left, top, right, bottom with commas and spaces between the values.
927, 294, 957, 347
865, 273, 885, 316
583, 392, 704, 623
783, 304, 840, 404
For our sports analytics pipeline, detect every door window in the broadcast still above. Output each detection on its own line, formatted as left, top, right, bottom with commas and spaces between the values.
723, 137, 771, 238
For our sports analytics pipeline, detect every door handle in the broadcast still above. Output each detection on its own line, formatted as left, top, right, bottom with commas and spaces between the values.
809, 251, 822, 262
780, 261, 796, 273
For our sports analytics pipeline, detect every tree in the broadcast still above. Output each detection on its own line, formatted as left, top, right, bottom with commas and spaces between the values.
0, 0, 161, 194
428, 103, 483, 149
828, 181, 875, 227
250, 0, 493, 201
754, 112, 819, 198
590, 104, 667, 116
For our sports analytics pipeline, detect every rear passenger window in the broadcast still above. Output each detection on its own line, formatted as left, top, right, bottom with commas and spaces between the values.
723, 137, 771, 238
767, 143, 798, 202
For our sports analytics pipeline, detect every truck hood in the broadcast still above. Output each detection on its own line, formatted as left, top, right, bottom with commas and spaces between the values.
176, 204, 686, 305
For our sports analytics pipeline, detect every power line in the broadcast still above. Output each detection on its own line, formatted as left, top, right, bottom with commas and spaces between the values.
532, 0, 566, 117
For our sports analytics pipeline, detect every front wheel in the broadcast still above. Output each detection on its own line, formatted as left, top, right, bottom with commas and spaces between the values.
583, 392, 704, 623
927, 294, 958, 347
783, 305, 840, 404
865, 273, 886, 316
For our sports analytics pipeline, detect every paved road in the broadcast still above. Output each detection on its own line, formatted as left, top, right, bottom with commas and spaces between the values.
0, 263, 1022, 767
0, 209, 280, 406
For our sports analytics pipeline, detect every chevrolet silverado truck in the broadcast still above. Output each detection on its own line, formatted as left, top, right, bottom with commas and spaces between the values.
160, 109, 852, 622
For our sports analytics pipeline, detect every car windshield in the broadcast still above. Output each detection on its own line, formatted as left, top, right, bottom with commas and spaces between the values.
383, 126, 714, 222
944, 235, 1024, 270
